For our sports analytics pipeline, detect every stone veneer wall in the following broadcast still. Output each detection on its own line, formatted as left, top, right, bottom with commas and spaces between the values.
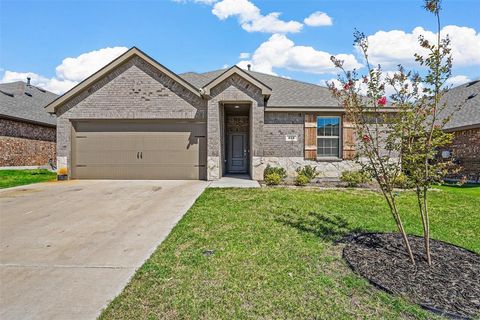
0, 118, 56, 166
253, 157, 360, 180
446, 128, 480, 182
55, 56, 206, 177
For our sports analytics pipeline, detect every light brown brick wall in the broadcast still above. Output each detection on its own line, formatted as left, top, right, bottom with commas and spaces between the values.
263, 112, 304, 157
55, 56, 206, 177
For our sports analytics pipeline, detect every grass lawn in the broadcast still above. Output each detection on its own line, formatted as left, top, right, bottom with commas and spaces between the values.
0, 169, 56, 189
100, 185, 479, 319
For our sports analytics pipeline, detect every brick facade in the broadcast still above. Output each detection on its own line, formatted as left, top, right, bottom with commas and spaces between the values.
445, 128, 480, 182
0, 118, 55, 141
54, 53, 382, 181
0, 136, 56, 166
0, 118, 56, 166
207, 73, 265, 180
56, 57, 206, 177
264, 112, 304, 157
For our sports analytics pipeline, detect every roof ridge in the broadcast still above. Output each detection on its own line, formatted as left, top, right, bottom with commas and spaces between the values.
194, 68, 330, 90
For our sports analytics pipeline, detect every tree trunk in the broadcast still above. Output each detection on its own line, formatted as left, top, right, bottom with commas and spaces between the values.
391, 196, 416, 265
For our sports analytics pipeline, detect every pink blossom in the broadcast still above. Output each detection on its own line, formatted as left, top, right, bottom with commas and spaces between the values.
343, 83, 351, 90
377, 96, 387, 106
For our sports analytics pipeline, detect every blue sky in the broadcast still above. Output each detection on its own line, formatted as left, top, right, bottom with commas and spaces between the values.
0, 0, 479, 94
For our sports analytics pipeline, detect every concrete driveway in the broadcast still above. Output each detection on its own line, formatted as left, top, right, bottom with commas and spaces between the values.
0, 180, 208, 320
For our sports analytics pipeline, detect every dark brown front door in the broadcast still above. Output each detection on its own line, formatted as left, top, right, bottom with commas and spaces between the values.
227, 133, 248, 173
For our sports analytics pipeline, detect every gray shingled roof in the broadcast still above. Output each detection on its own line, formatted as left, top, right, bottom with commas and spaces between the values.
180, 69, 339, 108
0, 81, 57, 126
439, 80, 480, 131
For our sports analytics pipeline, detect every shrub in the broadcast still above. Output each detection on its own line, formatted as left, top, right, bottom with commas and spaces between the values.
340, 170, 371, 187
264, 165, 287, 180
264, 172, 282, 186
296, 165, 319, 181
294, 174, 310, 186
393, 172, 413, 189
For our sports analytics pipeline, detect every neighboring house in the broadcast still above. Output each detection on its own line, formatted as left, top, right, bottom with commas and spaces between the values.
46, 47, 387, 180
0, 80, 57, 167
439, 80, 480, 182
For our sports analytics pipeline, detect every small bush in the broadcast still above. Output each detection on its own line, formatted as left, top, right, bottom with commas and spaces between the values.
393, 172, 413, 189
340, 170, 371, 187
296, 165, 319, 180
265, 172, 282, 186
294, 174, 310, 186
264, 165, 287, 180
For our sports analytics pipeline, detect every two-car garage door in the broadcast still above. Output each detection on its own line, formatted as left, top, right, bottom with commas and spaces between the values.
71, 120, 206, 180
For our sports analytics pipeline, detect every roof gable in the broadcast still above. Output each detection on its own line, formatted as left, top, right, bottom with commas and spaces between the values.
180, 68, 339, 108
201, 66, 272, 96
45, 47, 202, 113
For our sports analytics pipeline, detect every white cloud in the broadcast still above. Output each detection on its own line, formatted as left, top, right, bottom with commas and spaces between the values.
212, 0, 302, 33
1, 46, 128, 94
56, 47, 128, 82
304, 11, 333, 27
237, 33, 362, 75
363, 25, 480, 69
239, 52, 250, 59
1, 71, 77, 94
320, 70, 427, 98
445, 75, 471, 87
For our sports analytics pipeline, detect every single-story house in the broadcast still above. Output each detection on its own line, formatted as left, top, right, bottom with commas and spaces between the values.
0, 80, 57, 167
439, 79, 480, 182
45, 47, 373, 180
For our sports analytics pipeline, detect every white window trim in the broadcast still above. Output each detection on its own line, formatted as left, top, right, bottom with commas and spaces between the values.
316, 116, 342, 160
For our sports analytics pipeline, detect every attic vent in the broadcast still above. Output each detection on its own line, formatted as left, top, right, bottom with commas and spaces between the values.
24, 92, 32, 97
467, 93, 477, 100
0, 90, 14, 97
35, 86, 46, 93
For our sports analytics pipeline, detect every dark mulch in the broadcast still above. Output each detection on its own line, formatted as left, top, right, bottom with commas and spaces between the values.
343, 233, 480, 319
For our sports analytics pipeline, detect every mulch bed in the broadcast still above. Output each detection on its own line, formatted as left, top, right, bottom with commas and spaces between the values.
343, 233, 480, 319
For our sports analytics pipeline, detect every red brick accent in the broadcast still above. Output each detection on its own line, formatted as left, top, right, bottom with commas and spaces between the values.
0, 118, 55, 142
445, 128, 480, 182
0, 136, 56, 166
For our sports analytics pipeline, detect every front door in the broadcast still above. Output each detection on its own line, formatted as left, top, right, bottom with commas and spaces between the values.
227, 133, 248, 173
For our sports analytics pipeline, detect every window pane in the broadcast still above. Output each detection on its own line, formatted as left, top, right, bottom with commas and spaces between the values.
316, 116, 340, 157
317, 137, 340, 157
317, 118, 325, 136
317, 117, 340, 137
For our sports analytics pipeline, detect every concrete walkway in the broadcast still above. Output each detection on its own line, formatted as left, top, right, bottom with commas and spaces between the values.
0, 180, 208, 320
209, 174, 261, 188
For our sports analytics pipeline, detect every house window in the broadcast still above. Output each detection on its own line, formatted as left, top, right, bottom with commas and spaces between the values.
317, 116, 341, 158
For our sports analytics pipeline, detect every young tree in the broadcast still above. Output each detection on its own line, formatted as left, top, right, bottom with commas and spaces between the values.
395, 0, 454, 266
329, 0, 455, 265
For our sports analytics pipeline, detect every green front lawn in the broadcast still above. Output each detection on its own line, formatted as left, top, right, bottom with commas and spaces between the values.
0, 169, 56, 189
100, 185, 479, 319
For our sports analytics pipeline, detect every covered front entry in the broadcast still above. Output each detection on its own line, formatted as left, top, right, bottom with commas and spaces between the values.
224, 104, 250, 175
71, 120, 207, 180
